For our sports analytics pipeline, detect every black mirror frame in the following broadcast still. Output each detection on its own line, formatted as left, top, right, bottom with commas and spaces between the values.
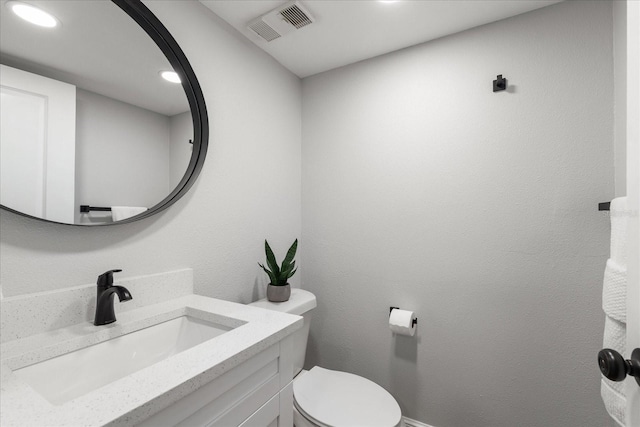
0, 0, 209, 226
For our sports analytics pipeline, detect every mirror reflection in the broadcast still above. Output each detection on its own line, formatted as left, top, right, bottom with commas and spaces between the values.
0, 0, 193, 225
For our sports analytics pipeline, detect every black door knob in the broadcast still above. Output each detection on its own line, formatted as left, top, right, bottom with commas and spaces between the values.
598, 348, 640, 387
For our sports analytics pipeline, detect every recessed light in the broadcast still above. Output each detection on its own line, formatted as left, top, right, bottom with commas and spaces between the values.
7, 1, 59, 28
160, 71, 181, 84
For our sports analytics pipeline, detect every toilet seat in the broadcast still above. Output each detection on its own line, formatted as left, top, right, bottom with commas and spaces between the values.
293, 367, 402, 427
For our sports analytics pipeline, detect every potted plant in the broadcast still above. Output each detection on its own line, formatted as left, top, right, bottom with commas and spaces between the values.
258, 239, 297, 302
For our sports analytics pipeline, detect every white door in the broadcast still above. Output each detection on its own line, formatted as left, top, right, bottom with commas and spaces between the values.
0, 64, 76, 223
1, 85, 46, 217
626, 1, 639, 425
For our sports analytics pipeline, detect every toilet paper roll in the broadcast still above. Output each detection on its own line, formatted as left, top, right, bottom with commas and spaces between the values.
389, 308, 416, 337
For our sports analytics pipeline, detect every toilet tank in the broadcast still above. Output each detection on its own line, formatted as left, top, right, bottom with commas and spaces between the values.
249, 288, 316, 376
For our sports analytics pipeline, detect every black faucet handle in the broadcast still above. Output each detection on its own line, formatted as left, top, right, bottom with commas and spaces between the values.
97, 269, 123, 288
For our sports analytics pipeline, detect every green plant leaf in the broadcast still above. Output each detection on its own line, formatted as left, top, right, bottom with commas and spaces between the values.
280, 261, 296, 280
287, 267, 297, 279
264, 240, 280, 278
258, 262, 277, 284
281, 239, 298, 271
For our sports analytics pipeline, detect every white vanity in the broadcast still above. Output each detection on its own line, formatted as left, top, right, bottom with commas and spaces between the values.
0, 269, 302, 426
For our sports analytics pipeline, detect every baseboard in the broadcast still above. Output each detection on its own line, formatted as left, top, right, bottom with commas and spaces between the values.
403, 416, 435, 427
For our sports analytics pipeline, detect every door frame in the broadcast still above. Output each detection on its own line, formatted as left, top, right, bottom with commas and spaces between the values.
625, 0, 639, 424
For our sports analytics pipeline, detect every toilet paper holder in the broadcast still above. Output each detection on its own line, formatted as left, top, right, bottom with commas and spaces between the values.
390, 307, 417, 326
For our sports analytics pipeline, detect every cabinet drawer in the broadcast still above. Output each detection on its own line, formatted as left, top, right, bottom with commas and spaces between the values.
204, 370, 279, 427
238, 394, 279, 427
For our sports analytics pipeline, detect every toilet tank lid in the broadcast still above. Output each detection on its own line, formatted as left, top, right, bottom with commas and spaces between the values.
249, 288, 316, 316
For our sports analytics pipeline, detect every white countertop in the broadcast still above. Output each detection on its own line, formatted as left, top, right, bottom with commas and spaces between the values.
0, 294, 302, 427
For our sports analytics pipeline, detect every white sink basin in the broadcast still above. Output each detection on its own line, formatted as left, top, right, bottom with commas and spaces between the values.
13, 315, 232, 405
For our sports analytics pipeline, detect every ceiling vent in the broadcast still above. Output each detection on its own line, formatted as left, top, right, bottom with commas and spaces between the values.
248, 1, 315, 42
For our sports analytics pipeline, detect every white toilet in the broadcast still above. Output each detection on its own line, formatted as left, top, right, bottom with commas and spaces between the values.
250, 289, 402, 427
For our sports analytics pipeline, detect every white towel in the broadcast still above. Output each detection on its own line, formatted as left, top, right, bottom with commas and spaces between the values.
602, 259, 627, 323
601, 379, 626, 427
111, 206, 147, 221
609, 197, 628, 268
601, 196, 628, 426
603, 317, 627, 365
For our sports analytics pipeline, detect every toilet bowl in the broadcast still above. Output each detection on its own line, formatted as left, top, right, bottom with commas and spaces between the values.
250, 289, 402, 427
293, 367, 402, 427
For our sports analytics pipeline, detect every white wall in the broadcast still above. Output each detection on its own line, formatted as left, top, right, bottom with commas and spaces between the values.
301, 2, 614, 426
169, 111, 193, 190
75, 89, 171, 224
613, 0, 627, 197
0, 0, 302, 302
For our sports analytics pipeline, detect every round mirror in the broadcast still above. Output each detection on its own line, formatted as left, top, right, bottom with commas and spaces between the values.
0, 0, 208, 225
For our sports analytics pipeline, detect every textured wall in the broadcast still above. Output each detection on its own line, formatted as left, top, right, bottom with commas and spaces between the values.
301, 2, 614, 426
0, 0, 302, 301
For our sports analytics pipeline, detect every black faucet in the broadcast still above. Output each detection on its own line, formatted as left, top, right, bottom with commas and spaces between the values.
94, 269, 132, 326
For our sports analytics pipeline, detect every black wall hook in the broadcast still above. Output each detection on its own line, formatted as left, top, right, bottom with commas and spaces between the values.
493, 74, 507, 92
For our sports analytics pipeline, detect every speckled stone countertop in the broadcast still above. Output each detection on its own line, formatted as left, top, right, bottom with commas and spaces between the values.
0, 294, 302, 427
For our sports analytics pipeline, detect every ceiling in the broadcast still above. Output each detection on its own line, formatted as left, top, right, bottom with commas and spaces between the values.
200, 0, 563, 78
0, 0, 563, 113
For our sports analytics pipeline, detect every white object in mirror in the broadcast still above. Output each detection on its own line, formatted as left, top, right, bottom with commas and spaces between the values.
0, 65, 76, 223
